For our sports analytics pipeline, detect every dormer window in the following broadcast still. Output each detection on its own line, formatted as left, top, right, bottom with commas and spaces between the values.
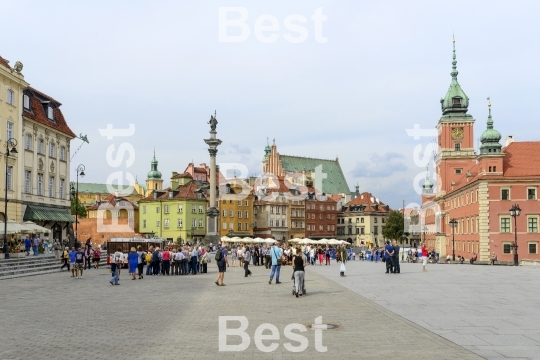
453, 97, 461, 105
23, 95, 30, 109
47, 106, 54, 120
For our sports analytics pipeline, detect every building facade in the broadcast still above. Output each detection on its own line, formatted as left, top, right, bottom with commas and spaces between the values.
305, 191, 338, 240
76, 182, 144, 208
421, 42, 540, 263
219, 180, 255, 237
337, 192, 391, 247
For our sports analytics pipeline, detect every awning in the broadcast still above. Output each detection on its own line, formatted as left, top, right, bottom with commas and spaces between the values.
23, 205, 76, 223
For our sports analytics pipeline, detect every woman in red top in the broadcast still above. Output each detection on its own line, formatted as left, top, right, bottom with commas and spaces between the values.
421, 243, 428, 272
161, 247, 171, 275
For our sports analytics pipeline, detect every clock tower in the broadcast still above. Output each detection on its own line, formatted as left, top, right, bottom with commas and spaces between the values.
435, 38, 477, 194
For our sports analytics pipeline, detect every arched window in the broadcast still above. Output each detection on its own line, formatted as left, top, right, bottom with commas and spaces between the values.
6, 89, 14, 105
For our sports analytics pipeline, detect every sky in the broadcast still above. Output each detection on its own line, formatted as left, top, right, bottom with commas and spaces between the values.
2, 0, 540, 209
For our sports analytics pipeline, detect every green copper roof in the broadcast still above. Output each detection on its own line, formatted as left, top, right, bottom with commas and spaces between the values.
422, 168, 434, 193
24, 205, 75, 223
440, 38, 470, 118
279, 155, 350, 195
76, 183, 139, 196
147, 152, 162, 180
480, 104, 502, 154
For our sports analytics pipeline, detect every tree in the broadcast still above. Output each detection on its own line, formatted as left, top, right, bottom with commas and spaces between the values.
382, 210, 404, 242
71, 198, 87, 218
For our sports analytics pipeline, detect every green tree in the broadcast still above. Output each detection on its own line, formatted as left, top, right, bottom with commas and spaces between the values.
71, 198, 87, 218
382, 210, 404, 242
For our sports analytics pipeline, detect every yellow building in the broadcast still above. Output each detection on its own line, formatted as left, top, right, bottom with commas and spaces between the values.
219, 179, 254, 237
76, 182, 144, 207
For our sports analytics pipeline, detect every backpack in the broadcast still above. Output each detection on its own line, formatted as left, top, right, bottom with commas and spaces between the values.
215, 248, 223, 262
140, 252, 146, 264
145, 252, 152, 263
152, 251, 159, 262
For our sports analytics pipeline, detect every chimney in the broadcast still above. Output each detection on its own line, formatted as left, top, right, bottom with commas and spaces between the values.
505, 136, 514, 147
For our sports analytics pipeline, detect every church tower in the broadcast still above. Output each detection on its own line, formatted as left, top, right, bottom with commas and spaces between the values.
477, 101, 504, 175
145, 150, 163, 197
435, 37, 477, 194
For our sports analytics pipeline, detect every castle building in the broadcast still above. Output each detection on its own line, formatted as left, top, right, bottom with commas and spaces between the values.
421, 40, 540, 263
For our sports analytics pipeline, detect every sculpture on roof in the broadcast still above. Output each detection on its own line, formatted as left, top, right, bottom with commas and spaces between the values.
13, 61, 23, 74
208, 111, 218, 131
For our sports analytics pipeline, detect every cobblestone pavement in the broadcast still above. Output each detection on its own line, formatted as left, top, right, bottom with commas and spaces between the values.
309, 260, 540, 360
0, 261, 482, 360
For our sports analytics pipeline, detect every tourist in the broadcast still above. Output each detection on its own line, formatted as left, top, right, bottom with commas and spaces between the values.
470, 253, 477, 264
190, 246, 199, 275
200, 248, 209, 273
215, 245, 228, 286
325, 246, 331, 265
69, 246, 77, 277
384, 241, 394, 273
318, 246, 324, 265
392, 240, 400, 274
43, 239, 49, 254
33, 235, 40, 256
421, 242, 428, 272
84, 245, 92, 270
309, 246, 315, 266
243, 246, 252, 277
145, 247, 154, 276
24, 235, 31, 255
93, 247, 101, 269
173, 249, 182, 275
161, 247, 171, 275
265, 246, 272, 269
269, 241, 283, 284
113, 247, 124, 281
237, 246, 243, 268
53, 239, 61, 259
128, 247, 139, 280
74, 247, 84, 279
151, 247, 160, 275
60, 246, 70, 271
293, 248, 306, 297
110, 247, 122, 286
181, 247, 189, 275
490, 252, 497, 265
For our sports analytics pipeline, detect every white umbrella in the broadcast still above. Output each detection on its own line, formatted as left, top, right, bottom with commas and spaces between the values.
298, 239, 312, 245
328, 239, 341, 245
253, 237, 265, 243
264, 239, 276, 244
317, 239, 329, 245
289, 238, 302, 243
22, 221, 50, 233
0, 220, 32, 234
221, 236, 231, 242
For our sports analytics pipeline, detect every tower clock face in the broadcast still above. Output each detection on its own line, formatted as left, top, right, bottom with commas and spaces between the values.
451, 127, 464, 140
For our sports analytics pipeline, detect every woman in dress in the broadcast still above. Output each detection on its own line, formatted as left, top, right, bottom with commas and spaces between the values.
231, 245, 237, 267
136, 245, 145, 279
127, 247, 139, 280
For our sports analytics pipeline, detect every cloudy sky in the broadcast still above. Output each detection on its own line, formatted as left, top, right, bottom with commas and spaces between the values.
3, 0, 539, 209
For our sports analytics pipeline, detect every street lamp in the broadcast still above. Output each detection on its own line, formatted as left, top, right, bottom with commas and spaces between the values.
191, 227, 195, 244
449, 218, 457, 261
71, 164, 85, 248
509, 204, 521, 266
3, 138, 17, 259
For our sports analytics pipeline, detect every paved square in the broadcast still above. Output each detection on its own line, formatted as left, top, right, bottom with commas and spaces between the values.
309, 260, 540, 360
0, 261, 482, 360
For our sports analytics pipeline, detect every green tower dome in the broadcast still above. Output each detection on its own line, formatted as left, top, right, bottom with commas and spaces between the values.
422, 167, 434, 194
440, 37, 470, 116
263, 139, 271, 161
147, 152, 162, 179
479, 103, 502, 154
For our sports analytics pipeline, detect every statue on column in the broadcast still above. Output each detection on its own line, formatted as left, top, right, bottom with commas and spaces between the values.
208, 112, 218, 131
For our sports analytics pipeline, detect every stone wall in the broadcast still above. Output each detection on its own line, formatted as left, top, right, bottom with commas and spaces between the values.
77, 218, 141, 245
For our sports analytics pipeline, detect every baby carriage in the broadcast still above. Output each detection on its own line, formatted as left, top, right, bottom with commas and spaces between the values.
291, 270, 306, 296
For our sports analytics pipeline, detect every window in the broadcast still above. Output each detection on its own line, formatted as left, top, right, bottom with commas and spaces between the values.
238, 200, 242, 206
374, 217, 378, 223
319, 225, 323, 231
49, 143, 55, 158
528, 188, 537, 200
143, 206, 146, 214
500, 218, 511, 233
6, 89, 14, 105
198, 205, 203, 213
528, 217, 538, 233
178, 219, 183, 228
503, 243, 511, 254
222, 222, 227, 230
222, 210, 227, 217
501, 189, 510, 200
453, 98, 461, 105
229, 210, 233, 217
23, 134, 31, 150
156, 220, 160, 227
23, 94, 30, 109
245, 211, 249, 218
156, 207, 160, 213
355, 228, 359, 234
128, 211, 133, 217
229, 222, 233, 230
59, 179, 65, 199
191, 219, 196, 227
244, 223, 248, 231
455, 168, 462, 174
199, 219, 203, 228
191, 205, 196, 213
237, 211, 242, 218
143, 220, 146, 228
6, 166, 13, 191
361, 218, 364, 223
373, 226, 378, 235
164, 205, 169, 213
454, 143, 461, 151
282, 220, 286, 227
270, 220, 274, 227
244, 200, 248, 206
178, 205, 183, 213
237, 223, 242, 231
60, 146, 66, 161
48, 106, 54, 120
37, 173, 43, 195
6, 122, 14, 141
37, 139, 44, 154
49, 176, 54, 197
164, 219, 170, 228
360, 227, 365, 234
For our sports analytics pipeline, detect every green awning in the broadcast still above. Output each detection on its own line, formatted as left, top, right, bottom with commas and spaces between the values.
23, 205, 76, 223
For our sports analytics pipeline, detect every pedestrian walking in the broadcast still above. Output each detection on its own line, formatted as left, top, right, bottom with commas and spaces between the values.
384, 241, 394, 273
128, 247, 139, 280
24, 235, 31, 255
325, 246, 331, 265
110, 247, 122, 285
93, 247, 101, 269
392, 240, 400, 274
60, 246, 70, 271
69, 246, 77, 277
421, 242, 428, 272
84, 245, 92, 270
33, 235, 40, 256
293, 248, 306, 297
53, 239, 61, 259
74, 248, 84, 279
269, 241, 283, 284
215, 245, 228, 286
243, 247, 252, 277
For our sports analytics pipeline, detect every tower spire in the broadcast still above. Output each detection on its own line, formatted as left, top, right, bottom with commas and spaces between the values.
451, 34, 458, 79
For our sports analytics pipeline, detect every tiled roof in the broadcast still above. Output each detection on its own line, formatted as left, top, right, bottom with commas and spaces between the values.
279, 155, 350, 195
194, 167, 207, 174
0, 55, 11, 70
502, 142, 540, 177
77, 183, 139, 196
23, 88, 75, 137
342, 192, 391, 213
172, 172, 193, 179
87, 194, 139, 210
140, 181, 204, 201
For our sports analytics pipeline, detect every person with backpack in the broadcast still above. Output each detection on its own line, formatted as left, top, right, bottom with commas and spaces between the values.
145, 247, 154, 276
215, 245, 228, 286
243, 246, 252, 277
151, 247, 161, 275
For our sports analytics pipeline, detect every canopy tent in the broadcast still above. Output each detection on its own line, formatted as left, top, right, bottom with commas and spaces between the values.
317, 239, 329, 245
288, 238, 302, 243
263, 239, 276, 244
22, 221, 50, 233
327, 239, 341, 245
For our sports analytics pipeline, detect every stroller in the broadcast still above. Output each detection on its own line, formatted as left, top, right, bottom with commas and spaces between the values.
291, 270, 306, 296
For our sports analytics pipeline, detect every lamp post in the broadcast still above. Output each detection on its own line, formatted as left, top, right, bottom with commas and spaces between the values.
191, 227, 195, 244
2, 138, 17, 259
509, 204, 521, 266
70, 164, 85, 248
449, 218, 457, 261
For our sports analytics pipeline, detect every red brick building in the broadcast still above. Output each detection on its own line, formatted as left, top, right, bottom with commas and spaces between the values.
305, 189, 338, 239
